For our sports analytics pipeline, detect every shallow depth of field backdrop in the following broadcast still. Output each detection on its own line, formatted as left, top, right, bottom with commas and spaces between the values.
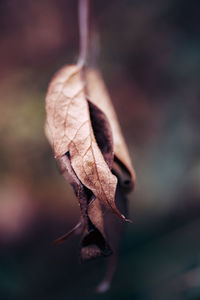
0, 1, 200, 299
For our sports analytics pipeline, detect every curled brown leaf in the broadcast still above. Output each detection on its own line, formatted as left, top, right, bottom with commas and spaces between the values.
45, 63, 135, 265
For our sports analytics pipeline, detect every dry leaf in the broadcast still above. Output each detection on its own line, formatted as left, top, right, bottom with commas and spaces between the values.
45, 63, 135, 264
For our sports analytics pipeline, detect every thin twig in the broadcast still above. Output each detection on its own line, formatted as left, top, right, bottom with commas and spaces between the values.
53, 222, 82, 246
77, 0, 89, 67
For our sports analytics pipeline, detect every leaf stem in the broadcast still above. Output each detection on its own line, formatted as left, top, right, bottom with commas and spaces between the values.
77, 0, 89, 67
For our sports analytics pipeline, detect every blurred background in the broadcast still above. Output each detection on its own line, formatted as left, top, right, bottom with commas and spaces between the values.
0, 0, 200, 299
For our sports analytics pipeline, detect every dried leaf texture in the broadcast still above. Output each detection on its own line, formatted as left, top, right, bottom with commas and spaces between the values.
86, 69, 136, 183
45, 64, 124, 219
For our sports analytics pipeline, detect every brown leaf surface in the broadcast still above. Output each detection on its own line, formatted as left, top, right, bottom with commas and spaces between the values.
45, 64, 125, 219
86, 68, 136, 183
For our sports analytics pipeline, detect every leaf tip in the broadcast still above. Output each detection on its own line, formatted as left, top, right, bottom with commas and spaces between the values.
120, 214, 132, 223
